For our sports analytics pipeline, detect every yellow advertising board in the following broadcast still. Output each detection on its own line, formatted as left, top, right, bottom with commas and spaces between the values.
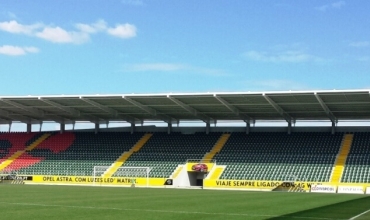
204, 179, 370, 191
204, 179, 310, 191
28, 175, 172, 186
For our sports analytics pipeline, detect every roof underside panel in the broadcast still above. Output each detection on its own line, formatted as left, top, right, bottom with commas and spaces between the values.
1, 90, 370, 123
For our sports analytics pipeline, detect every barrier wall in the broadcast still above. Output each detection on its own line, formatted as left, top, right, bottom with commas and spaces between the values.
366, 187, 370, 194
16, 175, 370, 192
204, 179, 312, 191
203, 179, 370, 193
22, 175, 173, 187
310, 185, 337, 193
337, 186, 364, 194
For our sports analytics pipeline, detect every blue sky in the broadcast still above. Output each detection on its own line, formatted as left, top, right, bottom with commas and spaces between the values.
0, 0, 369, 96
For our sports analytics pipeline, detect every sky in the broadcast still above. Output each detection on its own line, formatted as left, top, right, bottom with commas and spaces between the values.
0, 0, 370, 96
1, 0, 370, 130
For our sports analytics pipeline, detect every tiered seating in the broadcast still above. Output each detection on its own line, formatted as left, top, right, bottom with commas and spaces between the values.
0, 133, 39, 162
215, 132, 343, 182
18, 132, 143, 176
117, 132, 221, 178
0, 140, 11, 160
342, 133, 370, 183
4, 131, 370, 183
2, 153, 43, 172
0, 132, 41, 167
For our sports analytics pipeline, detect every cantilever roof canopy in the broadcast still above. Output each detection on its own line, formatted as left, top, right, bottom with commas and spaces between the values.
0, 89, 370, 125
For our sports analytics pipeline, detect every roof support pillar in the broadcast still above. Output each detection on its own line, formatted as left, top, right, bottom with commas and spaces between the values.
39, 122, 43, 132
206, 122, 210, 134
287, 122, 292, 135
27, 123, 31, 133
8, 122, 11, 132
331, 121, 336, 135
130, 122, 135, 134
246, 121, 250, 134
167, 123, 172, 134
60, 123, 65, 134
95, 123, 99, 134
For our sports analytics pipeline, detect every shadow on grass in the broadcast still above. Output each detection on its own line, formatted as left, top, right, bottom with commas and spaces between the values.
266, 196, 370, 220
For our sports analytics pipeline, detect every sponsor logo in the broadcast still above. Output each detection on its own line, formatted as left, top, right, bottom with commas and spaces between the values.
191, 163, 208, 172
338, 186, 364, 194
164, 179, 173, 185
310, 185, 336, 193
0, 175, 32, 181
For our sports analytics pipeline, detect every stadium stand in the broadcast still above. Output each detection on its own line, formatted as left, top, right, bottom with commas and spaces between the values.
0, 132, 41, 171
114, 132, 221, 178
1, 131, 370, 185
342, 132, 370, 183
214, 132, 344, 182
16, 132, 144, 176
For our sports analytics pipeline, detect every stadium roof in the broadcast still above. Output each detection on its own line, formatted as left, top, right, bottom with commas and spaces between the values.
1, 89, 370, 125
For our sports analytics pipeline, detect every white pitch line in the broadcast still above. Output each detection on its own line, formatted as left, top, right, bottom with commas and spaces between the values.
0, 202, 346, 220
349, 208, 370, 220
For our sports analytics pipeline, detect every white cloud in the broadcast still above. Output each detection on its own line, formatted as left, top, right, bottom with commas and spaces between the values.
243, 79, 311, 91
0, 45, 39, 56
0, 20, 42, 34
316, 1, 345, 11
243, 50, 319, 63
357, 56, 370, 62
332, 1, 346, 8
75, 20, 107, 33
35, 26, 90, 44
7, 12, 17, 19
0, 19, 136, 44
107, 24, 137, 39
122, 63, 228, 76
24, 47, 39, 53
121, 0, 144, 6
124, 63, 186, 72
349, 41, 370, 48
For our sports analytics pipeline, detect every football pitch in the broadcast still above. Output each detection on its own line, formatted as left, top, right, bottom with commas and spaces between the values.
1, 185, 370, 220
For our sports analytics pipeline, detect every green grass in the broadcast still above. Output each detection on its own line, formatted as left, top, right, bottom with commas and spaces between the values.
1, 185, 370, 220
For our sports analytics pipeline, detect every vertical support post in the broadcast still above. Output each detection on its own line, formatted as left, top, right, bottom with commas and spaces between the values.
95, 123, 99, 134
39, 122, 43, 132
8, 122, 12, 132
287, 122, 292, 135
27, 123, 31, 133
147, 167, 149, 188
72, 122, 75, 130
206, 122, 210, 134
246, 122, 250, 134
331, 121, 336, 135
60, 123, 65, 134
130, 123, 135, 134
167, 123, 172, 134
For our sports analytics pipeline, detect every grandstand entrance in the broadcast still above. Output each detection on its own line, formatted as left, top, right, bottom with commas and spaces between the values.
187, 172, 207, 187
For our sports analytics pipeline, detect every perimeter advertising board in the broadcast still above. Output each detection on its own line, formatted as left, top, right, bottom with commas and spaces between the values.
366, 187, 370, 194
26, 175, 172, 187
337, 186, 364, 194
203, 179, 319, 191
310, 185, 337, 193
